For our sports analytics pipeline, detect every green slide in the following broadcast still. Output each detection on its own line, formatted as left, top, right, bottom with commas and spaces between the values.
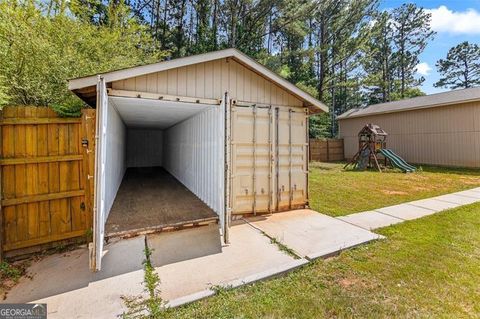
379, 149, 416, 173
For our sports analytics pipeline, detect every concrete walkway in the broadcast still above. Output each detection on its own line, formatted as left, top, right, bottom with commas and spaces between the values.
148, 222, 308, 306
5, 187, 480, 317
338, 187, 480, 230
4, 222, 308, 317
246, 209, 381, 260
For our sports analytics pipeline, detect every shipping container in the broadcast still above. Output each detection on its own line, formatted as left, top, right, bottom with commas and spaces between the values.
69, 48, 327, 270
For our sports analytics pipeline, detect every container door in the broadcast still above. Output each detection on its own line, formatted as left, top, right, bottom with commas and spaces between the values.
91, 76, 108, 271
275, 107, 308, 211
230, 104, 274, 214
221, 94, 229, 243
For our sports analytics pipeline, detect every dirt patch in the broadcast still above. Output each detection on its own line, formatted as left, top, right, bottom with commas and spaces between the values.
338, 276, 371, 290
381, 190, 408, 195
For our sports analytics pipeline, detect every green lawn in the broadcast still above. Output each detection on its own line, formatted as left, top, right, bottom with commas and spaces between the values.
160, 203, 480, 318
149, 163, 480, 318
309, 162, 480, 217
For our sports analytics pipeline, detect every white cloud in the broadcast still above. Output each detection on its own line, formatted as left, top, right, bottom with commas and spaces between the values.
426, 5, 480, 35
416, 62, 432, 76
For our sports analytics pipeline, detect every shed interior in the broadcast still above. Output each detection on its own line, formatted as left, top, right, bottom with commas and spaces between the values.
103, 96, 223, 238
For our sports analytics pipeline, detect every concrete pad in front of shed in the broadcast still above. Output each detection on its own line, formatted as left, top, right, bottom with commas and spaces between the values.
434, 193, 480, 205
246, 209, 382, 260
374, 203, 437, 220
5, 236, 147, 319
408, 198, 461, 212
148, 222, 307, 303
337, 211, 403, 230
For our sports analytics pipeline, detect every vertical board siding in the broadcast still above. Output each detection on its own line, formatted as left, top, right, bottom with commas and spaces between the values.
111, 59, 303, 107
309, 139, 344, 162
0, 107, 95, 255
339, 102, 480, 167
163, 106, 224, 216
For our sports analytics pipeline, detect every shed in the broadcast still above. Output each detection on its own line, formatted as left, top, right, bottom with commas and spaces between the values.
68, 48, 327, 270
338, 87, 480, 168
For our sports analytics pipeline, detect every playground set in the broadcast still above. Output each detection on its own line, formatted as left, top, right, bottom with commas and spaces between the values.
345, 124, 416, 173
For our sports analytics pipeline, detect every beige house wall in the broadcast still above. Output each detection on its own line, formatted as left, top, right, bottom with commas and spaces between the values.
111, 58, 303, 107
338, 101, 480, 168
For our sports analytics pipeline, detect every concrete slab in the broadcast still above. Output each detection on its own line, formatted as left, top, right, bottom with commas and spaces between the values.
337, 211, 403, 230
408, 198, 461, 212
246, 209, 381, 260
4, 236, 147, 319
148, 222, 306, 302
468, 187, 480, 194
452, 189, 480, 199
374, 204, 436, 220
434, 193, 480, 205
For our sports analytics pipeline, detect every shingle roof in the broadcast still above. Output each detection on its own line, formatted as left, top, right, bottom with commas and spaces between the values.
337, 87, 480, 120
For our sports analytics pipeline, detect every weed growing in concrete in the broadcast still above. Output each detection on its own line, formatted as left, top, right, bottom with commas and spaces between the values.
0, 262, 21, 281
122, 244, 165, 318
0, 260, 30, 300
269, 237, 300, 259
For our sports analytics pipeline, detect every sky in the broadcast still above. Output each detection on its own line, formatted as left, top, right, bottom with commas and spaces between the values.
379, 0, 480, 94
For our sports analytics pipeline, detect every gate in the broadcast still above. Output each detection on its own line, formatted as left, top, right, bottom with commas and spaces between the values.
0, 106, 95, 259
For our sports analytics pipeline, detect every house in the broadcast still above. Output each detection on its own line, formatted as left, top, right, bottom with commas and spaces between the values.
338, 87, 480, 168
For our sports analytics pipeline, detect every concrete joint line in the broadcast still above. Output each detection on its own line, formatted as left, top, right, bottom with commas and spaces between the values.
241, 218, 303, 259
451, 193, 480, 200
407, 203, 439, 212
335, 217, 374, 232
335, 215, 394, 233
434, 198, 474, 205
372, 210, 407, 221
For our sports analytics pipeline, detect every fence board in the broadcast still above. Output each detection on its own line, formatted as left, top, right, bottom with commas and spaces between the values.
0, 107, 96, 259
309, 139, 344, 162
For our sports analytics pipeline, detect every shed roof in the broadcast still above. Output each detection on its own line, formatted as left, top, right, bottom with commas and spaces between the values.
68, 48, 328, 113
337, 86, 480, 120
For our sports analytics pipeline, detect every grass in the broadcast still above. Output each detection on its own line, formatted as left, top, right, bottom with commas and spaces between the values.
309, 162, 480, 217
0, 260, 30, 300
159, 202, 480, 318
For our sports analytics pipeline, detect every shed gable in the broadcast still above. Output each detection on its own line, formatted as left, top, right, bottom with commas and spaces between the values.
111, 58, 303, 107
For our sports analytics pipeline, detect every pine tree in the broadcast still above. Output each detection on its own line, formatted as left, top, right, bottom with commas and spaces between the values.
434, 41, 480, 89
391, 3, 435, 98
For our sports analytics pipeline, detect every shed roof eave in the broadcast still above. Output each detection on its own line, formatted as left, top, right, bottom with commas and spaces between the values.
337, 97, 480, 120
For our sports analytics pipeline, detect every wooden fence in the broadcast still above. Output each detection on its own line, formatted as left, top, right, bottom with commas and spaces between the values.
309, 138, 344, 162
0, 106, 96, 259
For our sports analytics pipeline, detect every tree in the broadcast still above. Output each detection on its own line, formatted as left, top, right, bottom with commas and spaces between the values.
361, 11, 394, 104
434, 41, 480, 89
391, 3, 435, 98
0, 0, 166, 109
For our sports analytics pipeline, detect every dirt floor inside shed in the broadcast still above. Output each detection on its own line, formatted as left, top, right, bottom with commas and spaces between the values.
105, 167, 218, 238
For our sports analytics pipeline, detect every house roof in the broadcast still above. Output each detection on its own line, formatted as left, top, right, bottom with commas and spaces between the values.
68, 48, 328, 113
337, 86, 480, 120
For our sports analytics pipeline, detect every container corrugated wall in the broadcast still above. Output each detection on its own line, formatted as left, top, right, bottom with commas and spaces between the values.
163, 105, 225, 217
230, 104, 308, 214
339, 101, 480, 167
104, 99, 126, 222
